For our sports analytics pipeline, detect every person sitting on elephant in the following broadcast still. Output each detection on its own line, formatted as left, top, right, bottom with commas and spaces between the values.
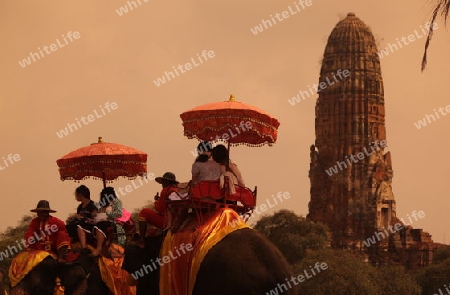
212, 144, 245, 187
191, 141, 221, 186
25, 200, 71, 263
66, 185, 98, 242
77, 187, 126, 257
136, 172, 180, 248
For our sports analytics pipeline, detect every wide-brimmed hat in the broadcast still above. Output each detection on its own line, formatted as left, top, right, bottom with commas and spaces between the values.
30, 200, 56, 213
155, 172, 179, 185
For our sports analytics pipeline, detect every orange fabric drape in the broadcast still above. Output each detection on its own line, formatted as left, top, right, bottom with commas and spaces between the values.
99, 244, 136, 295
160, 208, 248, 295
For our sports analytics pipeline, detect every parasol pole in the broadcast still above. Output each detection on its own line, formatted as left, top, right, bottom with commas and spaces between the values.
102, 171, 106, 189
226, 141, 231, 168
226, 94, 234, 159
228, 94, 233, 157
98, 136, 107, 189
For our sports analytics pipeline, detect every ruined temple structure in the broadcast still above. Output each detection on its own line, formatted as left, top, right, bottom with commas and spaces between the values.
307, 12, 438, 269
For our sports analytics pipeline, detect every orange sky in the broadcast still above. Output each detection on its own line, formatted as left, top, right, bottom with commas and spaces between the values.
1, 0, 449, 243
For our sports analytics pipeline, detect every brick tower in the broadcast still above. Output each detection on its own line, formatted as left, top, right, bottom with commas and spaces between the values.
307, 12, 396, 247
307, 13, 437, 268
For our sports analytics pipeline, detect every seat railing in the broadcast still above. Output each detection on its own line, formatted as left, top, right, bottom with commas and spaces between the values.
167, 180, 257, 229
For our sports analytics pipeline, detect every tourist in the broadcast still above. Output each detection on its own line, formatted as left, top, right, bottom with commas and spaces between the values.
77, 187, 125, 257
191, 141, 221, 186
211, 144, 245, 187
66, 185, 98, 242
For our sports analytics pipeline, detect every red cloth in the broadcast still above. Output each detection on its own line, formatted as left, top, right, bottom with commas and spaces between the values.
139, 208, 165, 229
24, 216, 70, 253
139, 186, 179, 229
227, 187, 256, 207
190, 181, 222, 200
154, 186, 179, 213
190, 181, 255, 207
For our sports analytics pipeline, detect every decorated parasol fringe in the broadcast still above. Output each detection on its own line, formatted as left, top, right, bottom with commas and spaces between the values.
56, 137, 148, 188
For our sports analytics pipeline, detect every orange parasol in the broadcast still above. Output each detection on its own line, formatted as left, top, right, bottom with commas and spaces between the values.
180, 94, 280, 147
56, 137, 147, 188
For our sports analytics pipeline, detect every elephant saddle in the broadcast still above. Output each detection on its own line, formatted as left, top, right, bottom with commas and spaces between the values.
159, 207, 248, 295
9, 249, 79, 288
9, 249, 56, 288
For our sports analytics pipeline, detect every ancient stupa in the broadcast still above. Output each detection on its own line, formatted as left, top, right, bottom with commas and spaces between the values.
307, 12, 436, 268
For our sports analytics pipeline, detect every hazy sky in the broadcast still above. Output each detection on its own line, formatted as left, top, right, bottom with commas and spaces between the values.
1, 0, 449, 243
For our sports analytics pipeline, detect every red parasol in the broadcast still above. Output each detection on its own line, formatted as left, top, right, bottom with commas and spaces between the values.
180, 94, 280, 147
56, 137, 147, 188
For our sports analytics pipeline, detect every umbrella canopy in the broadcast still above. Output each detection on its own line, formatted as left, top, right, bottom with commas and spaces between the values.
56, 137, 147, 187
180, 94, 280, 146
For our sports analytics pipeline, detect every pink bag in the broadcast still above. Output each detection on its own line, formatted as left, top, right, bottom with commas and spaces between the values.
115, 208, 131, 223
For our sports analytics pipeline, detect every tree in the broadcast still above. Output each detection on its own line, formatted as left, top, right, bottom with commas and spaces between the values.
422, 0, 450, 71
374, 265, 422, 295
416, 253, 450, 294
0, 215, 33, 288
292, 249, 421, 295
430, 245, 450, 264
254, 210, 328, 265
292, 249, 379, 295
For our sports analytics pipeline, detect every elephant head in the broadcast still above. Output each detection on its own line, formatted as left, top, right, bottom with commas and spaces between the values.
9, 251, 110, 295
10, 255, 86, 295
10, 256, 56, 295
62, 252, 109, 295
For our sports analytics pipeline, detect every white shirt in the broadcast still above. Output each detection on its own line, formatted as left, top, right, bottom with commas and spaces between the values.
191, 157, 221, 185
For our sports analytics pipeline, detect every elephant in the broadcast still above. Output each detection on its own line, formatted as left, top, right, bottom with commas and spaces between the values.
10, 255, 86, 295
72, 251, 109, 295
123, 235, 164, 295
10, 251, 108, 295
123, 228, 297, 295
